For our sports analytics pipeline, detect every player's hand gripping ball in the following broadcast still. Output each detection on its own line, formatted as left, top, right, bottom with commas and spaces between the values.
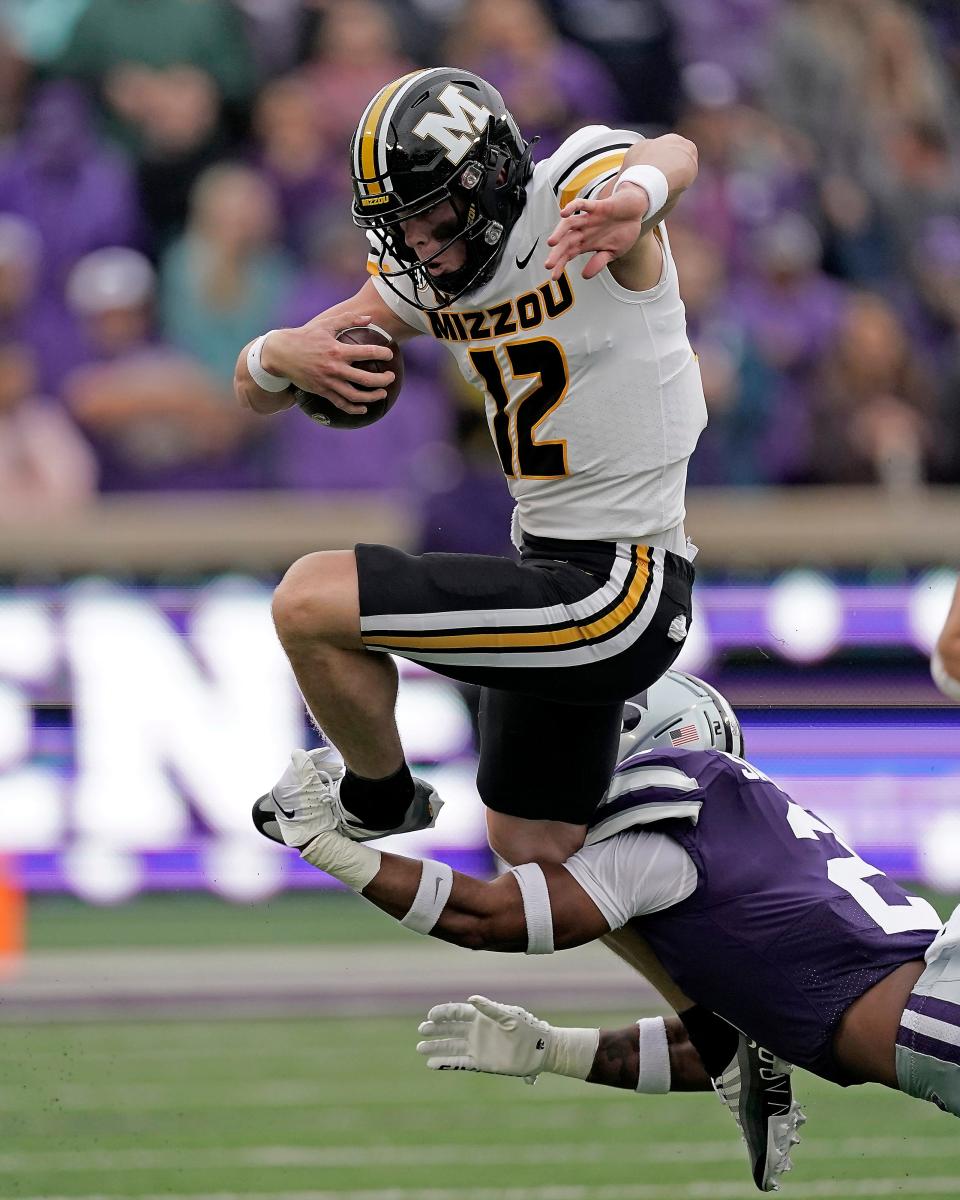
293, 325, 403, 429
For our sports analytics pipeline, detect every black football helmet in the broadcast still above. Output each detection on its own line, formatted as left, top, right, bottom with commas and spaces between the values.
350, 67, 535, 311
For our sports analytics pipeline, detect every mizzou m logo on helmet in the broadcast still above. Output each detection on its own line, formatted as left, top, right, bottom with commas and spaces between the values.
412, 83, 493, 165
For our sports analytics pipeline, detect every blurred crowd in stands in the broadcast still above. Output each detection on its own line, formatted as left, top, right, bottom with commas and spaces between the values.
0, 0, 959, 551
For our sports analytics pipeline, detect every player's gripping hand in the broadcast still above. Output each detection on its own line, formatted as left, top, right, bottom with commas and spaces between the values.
545, 186, 650, 281
262, 312, 396, 415
417, 995, 553, 1085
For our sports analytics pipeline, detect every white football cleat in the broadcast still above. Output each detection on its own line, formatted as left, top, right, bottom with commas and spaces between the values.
252, 747, 444, 846
712, 1036, 805, 1192
253, 747, 344, 848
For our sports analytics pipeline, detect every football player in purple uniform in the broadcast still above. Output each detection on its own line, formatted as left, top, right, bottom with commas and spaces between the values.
257, 674, 952, 1191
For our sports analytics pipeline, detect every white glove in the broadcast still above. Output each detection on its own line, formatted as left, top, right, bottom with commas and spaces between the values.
417, 995, 557, 1085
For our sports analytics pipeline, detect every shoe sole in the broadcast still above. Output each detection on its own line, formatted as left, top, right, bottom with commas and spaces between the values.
714, 1042, 803, 1192
252, 793, 284, 844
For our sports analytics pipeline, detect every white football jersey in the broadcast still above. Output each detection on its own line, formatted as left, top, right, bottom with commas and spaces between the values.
369, 125, 707, 548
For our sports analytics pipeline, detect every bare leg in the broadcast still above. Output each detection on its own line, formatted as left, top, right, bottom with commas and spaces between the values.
487, 810, 588, 866
271, 550, 404, 777
936, 579, 960, 680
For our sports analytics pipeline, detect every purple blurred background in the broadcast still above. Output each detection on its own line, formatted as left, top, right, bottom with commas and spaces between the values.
0, 0, 958, 542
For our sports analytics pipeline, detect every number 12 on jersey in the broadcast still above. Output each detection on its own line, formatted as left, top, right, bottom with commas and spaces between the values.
468, 337, 570, 480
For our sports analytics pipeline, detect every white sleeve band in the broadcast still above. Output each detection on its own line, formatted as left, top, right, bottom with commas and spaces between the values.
932, 649, 960, 701
299, 830, 381, 892
400, 859, 454, 934
636, 1016, 671, 1094
510, 862, 555, 955
247, 332, 291, 392
613, 164, 670, 222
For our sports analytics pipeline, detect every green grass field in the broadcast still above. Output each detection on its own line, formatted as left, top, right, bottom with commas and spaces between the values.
3, 1011, 959, 1200
5, 891, 960, 1200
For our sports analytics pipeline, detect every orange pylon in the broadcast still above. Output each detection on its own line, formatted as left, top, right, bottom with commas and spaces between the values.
0, 855, 24, 978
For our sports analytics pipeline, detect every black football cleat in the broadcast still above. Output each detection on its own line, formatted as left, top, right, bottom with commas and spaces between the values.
712, 1036, 805, 1192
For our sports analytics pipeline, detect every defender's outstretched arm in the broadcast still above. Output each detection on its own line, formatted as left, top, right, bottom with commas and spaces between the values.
416, 995, 710, 1092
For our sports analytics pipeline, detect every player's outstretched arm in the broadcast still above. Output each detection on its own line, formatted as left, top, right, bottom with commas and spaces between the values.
415, 995, 711, 1092
233, 278, 417, 416
545, 133, 698, 286
294, 820, 610, 953
932, 580, 960, 700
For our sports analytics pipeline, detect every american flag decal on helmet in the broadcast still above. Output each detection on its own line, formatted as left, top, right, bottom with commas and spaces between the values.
669, 724, 700, 746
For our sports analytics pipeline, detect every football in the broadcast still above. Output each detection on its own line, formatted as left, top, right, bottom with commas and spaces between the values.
293, 325, 403, 429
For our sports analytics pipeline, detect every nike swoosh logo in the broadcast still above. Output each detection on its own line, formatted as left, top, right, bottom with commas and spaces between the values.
516, 238, 540, 270
272, 791, 296, 819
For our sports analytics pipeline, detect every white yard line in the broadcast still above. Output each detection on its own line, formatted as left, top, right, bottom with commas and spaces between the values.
0, 1136, 957, 1174
14, 1178, 960, 1200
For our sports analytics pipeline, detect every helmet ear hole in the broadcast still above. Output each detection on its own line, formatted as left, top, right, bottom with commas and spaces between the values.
459, 164, 483, 190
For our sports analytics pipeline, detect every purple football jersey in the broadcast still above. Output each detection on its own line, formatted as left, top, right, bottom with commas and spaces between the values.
593, 748, 941, 1082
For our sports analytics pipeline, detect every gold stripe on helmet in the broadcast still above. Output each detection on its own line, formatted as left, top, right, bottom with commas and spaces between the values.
358, 70, 425, 190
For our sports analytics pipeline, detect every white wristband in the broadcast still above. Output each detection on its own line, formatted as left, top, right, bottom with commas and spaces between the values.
932, 648, 960, 701
543, 1026, 600, 1081
400, 860, 454, 934
247, 332, 291, 393
636, 1016, 670, 1093
613, 164, 670, 222
510, 863, 555, 954
300, 830, 381, 892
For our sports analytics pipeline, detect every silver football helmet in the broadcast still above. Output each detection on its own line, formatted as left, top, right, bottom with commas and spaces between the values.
619, 670, 744, 762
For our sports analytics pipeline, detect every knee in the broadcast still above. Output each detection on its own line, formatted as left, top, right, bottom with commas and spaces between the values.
272, 550, 358, 646
487, 813, 586, 867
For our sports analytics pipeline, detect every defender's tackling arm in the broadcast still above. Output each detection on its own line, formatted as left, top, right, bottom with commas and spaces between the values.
296, 823, 610, 953
295, 826, 708, 1094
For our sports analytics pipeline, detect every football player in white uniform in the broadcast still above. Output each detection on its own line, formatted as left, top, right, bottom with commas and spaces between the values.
236, 67, 706, 875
